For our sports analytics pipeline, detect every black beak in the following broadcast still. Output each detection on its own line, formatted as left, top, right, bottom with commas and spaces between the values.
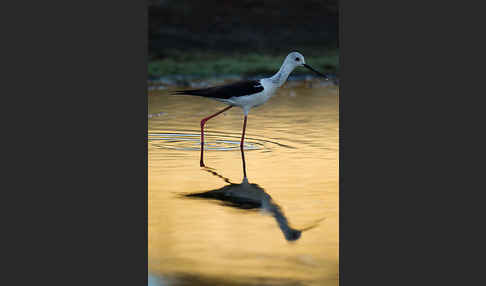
303, 64, 328, 79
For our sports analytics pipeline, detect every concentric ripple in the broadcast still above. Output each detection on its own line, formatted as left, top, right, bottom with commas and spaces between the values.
148, 131, 295, 152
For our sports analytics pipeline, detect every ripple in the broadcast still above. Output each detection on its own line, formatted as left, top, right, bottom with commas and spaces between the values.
148, 131, 295, 152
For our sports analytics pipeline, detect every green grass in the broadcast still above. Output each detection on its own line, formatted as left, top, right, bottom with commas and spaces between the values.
148, 50, 339, 78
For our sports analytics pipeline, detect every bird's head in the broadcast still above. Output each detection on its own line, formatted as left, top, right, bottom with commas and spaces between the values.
285, 51, 306, 68
285, 51, 328, 78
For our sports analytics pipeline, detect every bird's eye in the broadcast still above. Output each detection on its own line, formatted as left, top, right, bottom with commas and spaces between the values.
295, 58, 300, 61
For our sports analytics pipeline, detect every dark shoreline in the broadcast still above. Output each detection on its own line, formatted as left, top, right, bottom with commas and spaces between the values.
148, 73, 339, 91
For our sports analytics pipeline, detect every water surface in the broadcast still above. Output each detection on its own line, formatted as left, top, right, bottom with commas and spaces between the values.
148, 83, 339, 286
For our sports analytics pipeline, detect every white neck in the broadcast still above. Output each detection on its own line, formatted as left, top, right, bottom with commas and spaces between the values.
269, 62, 295, 87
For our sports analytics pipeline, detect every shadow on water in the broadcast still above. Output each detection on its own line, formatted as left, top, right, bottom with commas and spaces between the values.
149, 272, 307, 286
182, 149, 323, 242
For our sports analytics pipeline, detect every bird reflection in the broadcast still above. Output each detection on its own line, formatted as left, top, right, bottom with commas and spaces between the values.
183, 150, 321, 241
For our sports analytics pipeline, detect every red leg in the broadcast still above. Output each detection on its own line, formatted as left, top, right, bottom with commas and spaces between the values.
240, 115, 247, 150
240, 148, 247, 178
200, 105, 233, 167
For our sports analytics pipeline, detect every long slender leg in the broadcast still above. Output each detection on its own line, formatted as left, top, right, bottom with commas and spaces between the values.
240, 148, 247, 179
240, 115, 248, 150
200, 105, 233, 167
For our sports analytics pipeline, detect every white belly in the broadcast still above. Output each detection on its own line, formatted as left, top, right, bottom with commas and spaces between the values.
215, 79, 278, 115
230, 92, 269, 107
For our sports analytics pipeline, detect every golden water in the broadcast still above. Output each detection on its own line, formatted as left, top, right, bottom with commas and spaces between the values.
148, 83, 339, 286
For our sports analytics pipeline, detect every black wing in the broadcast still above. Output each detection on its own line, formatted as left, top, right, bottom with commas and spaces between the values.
172, 80, 263, 99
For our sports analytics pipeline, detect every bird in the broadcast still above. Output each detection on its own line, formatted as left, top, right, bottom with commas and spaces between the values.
172, 51, 328, 167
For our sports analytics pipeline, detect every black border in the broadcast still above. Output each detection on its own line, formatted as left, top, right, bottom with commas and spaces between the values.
339, 0, 474, 284
5, 1, 148, 284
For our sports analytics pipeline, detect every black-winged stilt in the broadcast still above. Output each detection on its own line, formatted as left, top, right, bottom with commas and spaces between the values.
173, 51, 328, 167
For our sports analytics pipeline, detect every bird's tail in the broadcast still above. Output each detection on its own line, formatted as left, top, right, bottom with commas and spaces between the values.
170, 90, 192, 96
170, 88, 212, 97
